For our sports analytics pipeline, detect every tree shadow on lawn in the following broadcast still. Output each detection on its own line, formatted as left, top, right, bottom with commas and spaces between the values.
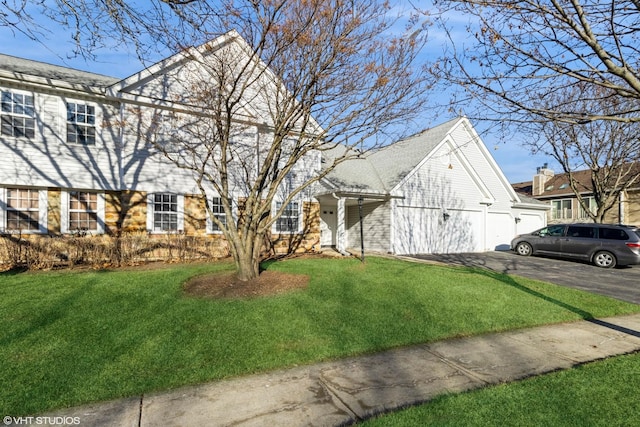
445, 254, 640, 339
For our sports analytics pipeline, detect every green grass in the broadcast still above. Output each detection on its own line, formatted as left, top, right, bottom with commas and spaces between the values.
1, 256, 638, 415
361, 351, 640, 427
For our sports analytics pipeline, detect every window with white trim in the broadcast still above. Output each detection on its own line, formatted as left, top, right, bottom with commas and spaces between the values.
1, 90, 35, 138
578, 197, 596, 219
147, 193, 184, 232
208, 196, 227, 232
551, 199, 572, 220
1, 188, 47, 233
275, 201, 300, 233
61, 191, 105, 234
66, 102, 96, 145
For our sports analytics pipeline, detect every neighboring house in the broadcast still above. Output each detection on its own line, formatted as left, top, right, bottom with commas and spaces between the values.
0, 32, 547, 266
316, 117, 549, 254
512, 165, 640, 225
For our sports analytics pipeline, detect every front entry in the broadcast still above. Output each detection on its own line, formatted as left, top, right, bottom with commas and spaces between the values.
320, 206, 337, 247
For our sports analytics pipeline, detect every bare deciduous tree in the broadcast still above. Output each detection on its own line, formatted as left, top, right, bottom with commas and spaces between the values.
4, 0, 432, 280
430, 0, 640, 126
529, 84, 640, 222
423, 1, 640, 222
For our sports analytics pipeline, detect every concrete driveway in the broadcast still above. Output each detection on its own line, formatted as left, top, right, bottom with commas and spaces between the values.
411, 250, 640, 305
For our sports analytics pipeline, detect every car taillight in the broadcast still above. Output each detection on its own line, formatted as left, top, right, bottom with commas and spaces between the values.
626, 242, 640, 248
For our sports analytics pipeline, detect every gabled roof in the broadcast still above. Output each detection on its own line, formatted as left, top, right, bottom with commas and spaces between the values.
0, 53, 119, 89
323, 117, 466, 194
512, 181, 533, 197
537, 169, 594, 197
368, 118, 460, 190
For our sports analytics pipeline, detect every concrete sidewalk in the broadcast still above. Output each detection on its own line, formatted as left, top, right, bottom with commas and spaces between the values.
39, 314, 640, 427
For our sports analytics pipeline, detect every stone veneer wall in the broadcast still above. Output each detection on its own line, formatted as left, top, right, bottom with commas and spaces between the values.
0, 190, 321, 269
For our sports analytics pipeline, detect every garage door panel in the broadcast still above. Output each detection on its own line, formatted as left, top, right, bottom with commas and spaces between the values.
395, 207, 481, 254
487, 212, 513, 251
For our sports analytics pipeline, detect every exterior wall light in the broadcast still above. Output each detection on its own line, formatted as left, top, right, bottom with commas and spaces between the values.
443, 212, 450, 222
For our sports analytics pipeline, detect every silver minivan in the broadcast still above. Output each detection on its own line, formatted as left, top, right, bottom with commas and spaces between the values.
511, 223, 640, 268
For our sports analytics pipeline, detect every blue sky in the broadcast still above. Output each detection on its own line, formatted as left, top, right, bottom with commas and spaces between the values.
0, 3, 554, 184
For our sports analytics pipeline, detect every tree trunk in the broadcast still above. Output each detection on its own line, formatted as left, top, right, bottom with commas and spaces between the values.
228, 231, 262, 282
234, 249, 260, 281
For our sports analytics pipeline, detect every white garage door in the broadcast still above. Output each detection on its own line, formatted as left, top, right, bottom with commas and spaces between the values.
394, 206, 483, 254
487, 212, 514, 251
516, 213, 545, 235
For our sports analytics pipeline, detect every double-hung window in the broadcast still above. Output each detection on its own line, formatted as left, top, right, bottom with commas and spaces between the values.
275, 201, 300, 233
1, 90, 35, 138
66, 102, 96, 145
208, 197, 227, 232
2, 188, 46, 233
61, 191, 104, 234
147, 193, 184, 232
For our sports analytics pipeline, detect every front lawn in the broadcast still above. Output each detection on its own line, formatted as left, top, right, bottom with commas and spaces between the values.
1, 256, 638, 415
361, 351, 640, 426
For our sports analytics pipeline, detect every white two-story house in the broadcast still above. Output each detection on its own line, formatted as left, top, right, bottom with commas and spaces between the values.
1, 31, 324, 265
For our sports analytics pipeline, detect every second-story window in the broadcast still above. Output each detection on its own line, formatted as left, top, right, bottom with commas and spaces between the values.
578, 197, 596, 219
1, 90, 35, 138
67, 102, 95, 145
552, 199, 572, 220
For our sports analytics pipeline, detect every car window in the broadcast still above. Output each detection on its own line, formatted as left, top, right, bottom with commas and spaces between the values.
567, 226, 595, 238
542, 224, 565, 236
600, 227, 629, 240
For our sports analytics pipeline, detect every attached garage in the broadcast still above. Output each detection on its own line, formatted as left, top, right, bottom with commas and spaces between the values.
318, 117, 549, 256
393, 205, 483, 254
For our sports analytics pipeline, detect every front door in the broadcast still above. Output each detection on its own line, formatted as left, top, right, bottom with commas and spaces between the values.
320, 207, 337, 247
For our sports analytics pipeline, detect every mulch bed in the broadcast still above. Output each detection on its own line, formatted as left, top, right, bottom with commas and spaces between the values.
183, 270, 309, 299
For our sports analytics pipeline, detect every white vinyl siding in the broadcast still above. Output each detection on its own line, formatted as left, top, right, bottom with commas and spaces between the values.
346, 201, 390, 252
0, 88, 120, 190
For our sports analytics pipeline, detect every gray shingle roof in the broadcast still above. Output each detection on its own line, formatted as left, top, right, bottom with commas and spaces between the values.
324, 118, 460, 194
0, 53, 119, 88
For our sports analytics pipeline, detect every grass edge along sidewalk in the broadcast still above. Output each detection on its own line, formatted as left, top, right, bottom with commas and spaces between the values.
1, 256, 639, 416
361, 349, 640, 427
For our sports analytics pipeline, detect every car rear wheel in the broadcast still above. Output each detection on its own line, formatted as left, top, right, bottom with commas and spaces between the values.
593, 251, 617, 268
515, 242, 532, 256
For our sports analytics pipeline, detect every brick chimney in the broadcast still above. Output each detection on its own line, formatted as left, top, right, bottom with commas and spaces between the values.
532, 163, 554, 196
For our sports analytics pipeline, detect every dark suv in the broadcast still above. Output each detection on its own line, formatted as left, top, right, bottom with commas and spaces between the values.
511, 223, 640, 268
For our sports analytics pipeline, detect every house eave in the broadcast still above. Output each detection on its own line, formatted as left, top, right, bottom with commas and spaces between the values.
0, 71, 110, 99
315, 189, 401, 201
513, 201, 551, 210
